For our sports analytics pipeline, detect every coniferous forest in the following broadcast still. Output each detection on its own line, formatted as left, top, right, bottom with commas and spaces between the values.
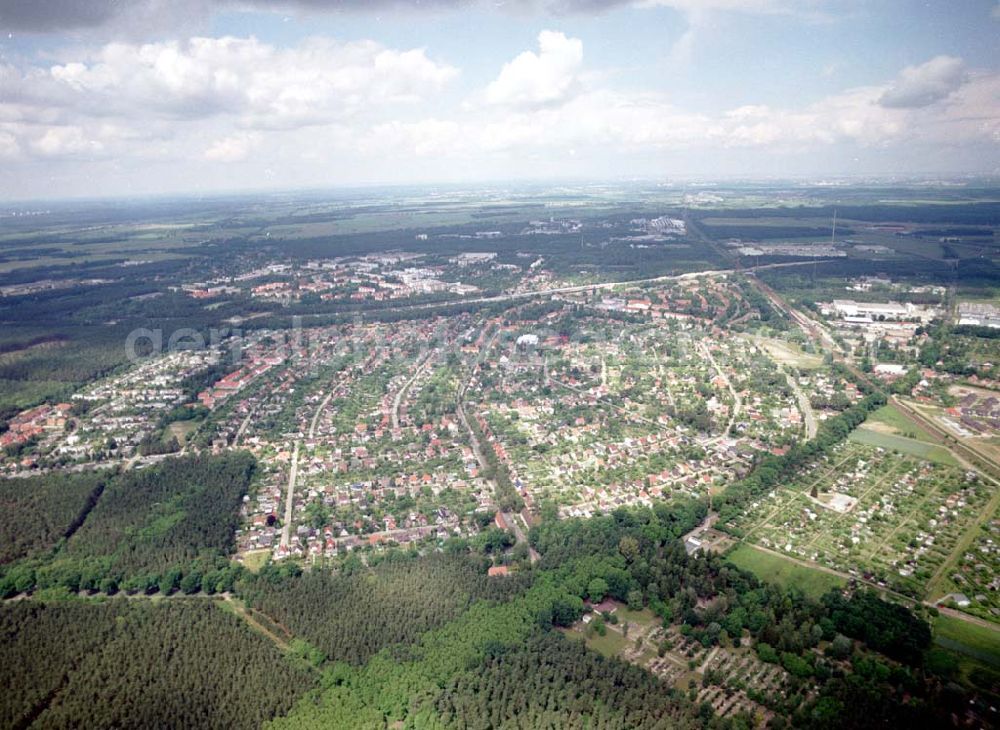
0, 470, 105, 564
0, 599, 315, 729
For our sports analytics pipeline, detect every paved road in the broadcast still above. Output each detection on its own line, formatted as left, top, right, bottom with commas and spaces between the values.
278, 441, 299, 551
501, 511, 540, 563
299, 260, 830, 321
309, 390, 336, 440
786, 369, 818, 439
698, 341, 742, 439
392, 352, 433, 431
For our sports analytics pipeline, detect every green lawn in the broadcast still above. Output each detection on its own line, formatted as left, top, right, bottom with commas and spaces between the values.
933, 614, 1000, 692
585, 628, 628, 658
616, 607, 658, 627
849, 427, 958, 466
240, 549, 272, 573
726, 544, 845, 599
934, 614, 1000, 668
867, 404, 936, 442
166, 420, 198, 446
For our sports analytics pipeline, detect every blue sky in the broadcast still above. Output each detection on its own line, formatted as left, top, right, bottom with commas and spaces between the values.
0, 0, 997, 199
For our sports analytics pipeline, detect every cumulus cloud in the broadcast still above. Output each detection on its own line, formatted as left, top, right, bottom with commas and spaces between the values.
204, 132, 260, 162
484, 31, 583, 108
34, 36, 458, 127
879, 55, 967, 109
29, 126, 104, 157
369, 60, 999, 162
1, 25, 996, 196
0, 34, 458, 164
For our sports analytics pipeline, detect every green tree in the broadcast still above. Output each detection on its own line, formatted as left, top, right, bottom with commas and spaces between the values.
587, 577, 609, 602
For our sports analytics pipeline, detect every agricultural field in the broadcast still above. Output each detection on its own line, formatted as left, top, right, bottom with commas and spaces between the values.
728, 440, 990, 599
725, 544, 845, 599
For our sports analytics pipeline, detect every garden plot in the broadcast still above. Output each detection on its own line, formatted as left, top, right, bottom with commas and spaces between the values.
732, 441, 989, 598
697, 648, 790, 721
568, 604, 793, 722
937, 518, 1000, 623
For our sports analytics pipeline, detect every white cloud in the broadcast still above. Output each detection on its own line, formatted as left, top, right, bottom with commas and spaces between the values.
0, 130, 21, 159
0, 34, 460, 165
370, 62, 998, 161
29, 126, 104, 157
204, 132, 260, 162
1, 32, 997, 197
26, 36, 458, 129
484, 31, 583, 108
879, 55, 967, 109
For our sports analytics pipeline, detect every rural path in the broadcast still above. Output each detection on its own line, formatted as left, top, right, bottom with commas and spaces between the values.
697, 646, 721, 674
278, 441, 299, 551
221, 596, 294, 653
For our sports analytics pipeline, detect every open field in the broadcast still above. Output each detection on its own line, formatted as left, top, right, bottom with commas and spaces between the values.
755, 336, 824, 369
867, 404, 938, 442
933, 613, 1000, 691
240, 548, 272, 573
726, 544, 845, 598
934, 614, 1000, 667
850, 427, 959, 466
166, 419, 198, 445
583, 627, 628, 657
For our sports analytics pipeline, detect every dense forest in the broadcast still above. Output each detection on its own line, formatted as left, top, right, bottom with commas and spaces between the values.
432, 632, 701, 729
64, 452, 254, 572
244, 552, 531, 665
0, 452, 255, 597
0, 599, 316, 730
0, 471, 106, 564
